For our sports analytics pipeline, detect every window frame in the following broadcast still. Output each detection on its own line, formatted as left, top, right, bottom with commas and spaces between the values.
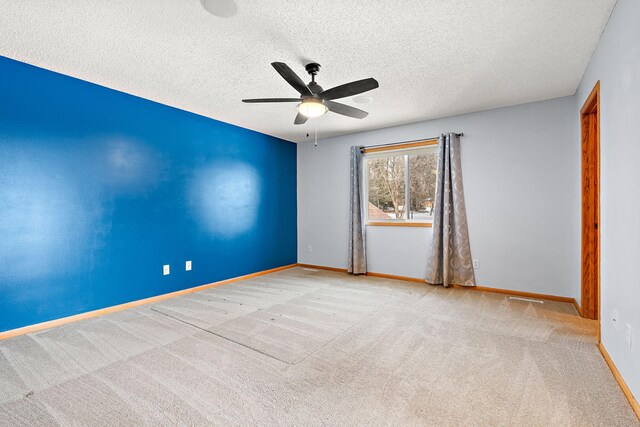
363, 139, 438, 228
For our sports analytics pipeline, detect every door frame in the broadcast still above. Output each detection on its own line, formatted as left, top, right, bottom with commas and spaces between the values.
580, 81, 600, 334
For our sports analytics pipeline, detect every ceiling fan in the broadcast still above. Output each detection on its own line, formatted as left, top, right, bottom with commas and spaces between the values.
242, 62, 379, 125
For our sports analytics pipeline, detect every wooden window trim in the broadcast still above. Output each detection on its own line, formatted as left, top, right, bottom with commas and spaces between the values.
366, 221, 433, 228
363, 138, 438, 154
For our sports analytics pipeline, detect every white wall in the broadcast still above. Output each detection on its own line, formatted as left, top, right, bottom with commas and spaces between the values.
575, 0, 640, 402
298, 96, 579, 298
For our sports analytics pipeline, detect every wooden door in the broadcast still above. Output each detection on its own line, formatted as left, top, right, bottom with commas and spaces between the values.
581, 82, 600, 321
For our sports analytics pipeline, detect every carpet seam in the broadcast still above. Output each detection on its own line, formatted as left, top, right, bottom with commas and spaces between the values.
149, 294, 396, 367
149, 307, 295, 365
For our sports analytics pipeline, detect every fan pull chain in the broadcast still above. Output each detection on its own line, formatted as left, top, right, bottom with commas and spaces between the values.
314, 119, 318, 147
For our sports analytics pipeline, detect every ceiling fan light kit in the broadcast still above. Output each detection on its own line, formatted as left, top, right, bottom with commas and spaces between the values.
297, 98, 327, 118
243, 62, 379, 125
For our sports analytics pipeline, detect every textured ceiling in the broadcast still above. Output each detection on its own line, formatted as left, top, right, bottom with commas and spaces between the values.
0, 0, 616, 142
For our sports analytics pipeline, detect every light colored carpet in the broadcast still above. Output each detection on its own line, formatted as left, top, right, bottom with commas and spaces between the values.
0, 267, 637, 426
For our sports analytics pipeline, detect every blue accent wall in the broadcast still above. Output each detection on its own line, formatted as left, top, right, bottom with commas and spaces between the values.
0, 56, 297, 332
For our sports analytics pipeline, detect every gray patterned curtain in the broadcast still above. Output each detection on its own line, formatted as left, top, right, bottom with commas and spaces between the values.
426, 134, 475, 287
348, 146, 366, 274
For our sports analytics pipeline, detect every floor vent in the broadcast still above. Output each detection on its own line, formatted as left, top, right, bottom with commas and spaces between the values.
508, 296, 544, 304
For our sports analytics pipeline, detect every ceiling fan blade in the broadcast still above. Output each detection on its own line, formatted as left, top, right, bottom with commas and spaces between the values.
271, 62, 313, 97
325, 101, 368, 119
294, 112, 308, 125
320, 78, 379, 100
242, 98, 300, 103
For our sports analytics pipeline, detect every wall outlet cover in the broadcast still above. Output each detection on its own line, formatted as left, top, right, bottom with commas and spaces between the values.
473, 259, 479, 269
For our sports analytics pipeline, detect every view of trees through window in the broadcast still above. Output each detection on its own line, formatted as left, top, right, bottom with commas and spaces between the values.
367, 150, 438, 221
367, 155, 406, 219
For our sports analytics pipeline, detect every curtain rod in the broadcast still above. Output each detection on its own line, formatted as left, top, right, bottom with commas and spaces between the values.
360, 133, 464, 151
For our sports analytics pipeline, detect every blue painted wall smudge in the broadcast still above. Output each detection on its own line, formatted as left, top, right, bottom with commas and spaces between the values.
0, 56, 297, 332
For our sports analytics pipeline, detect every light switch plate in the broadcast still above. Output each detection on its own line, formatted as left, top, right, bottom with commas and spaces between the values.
186, 260, 192, 271
163, 264, 170, 276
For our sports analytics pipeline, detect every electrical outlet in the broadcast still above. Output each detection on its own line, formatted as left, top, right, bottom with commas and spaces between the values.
625, 324, 632, 348
612, 309, 619, 329
473, 259, 479, 269
185, 260, 192, 271
307, 245, 312, 253
163, 264, 170, 276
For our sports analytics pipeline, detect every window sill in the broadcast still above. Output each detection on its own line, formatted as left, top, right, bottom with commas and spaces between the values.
366, 221, 433, 228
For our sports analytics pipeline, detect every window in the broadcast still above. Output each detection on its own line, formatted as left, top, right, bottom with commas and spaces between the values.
364, 141, 438, 226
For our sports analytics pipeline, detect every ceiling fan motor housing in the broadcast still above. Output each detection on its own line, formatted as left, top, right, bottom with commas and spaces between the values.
307, 82, 323, 94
